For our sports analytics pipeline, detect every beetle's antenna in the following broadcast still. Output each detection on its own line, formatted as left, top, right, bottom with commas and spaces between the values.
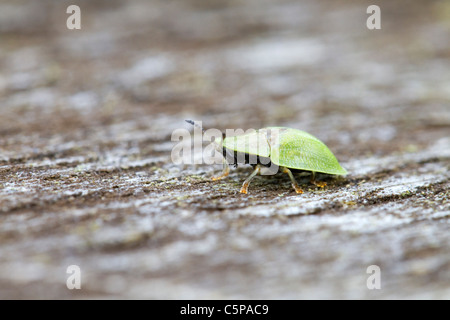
185, 120, 226, 139
185, 119, 206, 134
185, 120, 229, 169
184, 119, 226, 150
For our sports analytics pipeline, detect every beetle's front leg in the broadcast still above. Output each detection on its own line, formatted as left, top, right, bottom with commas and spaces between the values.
211, 158, 230, 181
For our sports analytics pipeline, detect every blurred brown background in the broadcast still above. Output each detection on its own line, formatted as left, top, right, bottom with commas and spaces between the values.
0, 0, 449, 299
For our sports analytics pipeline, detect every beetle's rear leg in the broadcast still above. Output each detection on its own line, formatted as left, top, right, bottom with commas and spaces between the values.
240, 165, 261, 194
281, 167, 304, 194
310, 171, 326, 188
211, 159, 230, 181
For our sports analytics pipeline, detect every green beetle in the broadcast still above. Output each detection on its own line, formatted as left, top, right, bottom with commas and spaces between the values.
186, 120, 347, 194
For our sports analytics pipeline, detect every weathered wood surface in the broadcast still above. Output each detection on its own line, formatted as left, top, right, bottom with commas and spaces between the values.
0, 0, 449, 299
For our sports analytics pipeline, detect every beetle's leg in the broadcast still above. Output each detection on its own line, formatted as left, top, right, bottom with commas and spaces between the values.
310, 171, 326, 188
281, 167, 304, 194
211, 158, 230, 181
240, 165, 261, 194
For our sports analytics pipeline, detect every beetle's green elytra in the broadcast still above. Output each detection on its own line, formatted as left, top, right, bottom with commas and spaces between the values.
185, 121, 347, 194
221, 127, 347, 175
